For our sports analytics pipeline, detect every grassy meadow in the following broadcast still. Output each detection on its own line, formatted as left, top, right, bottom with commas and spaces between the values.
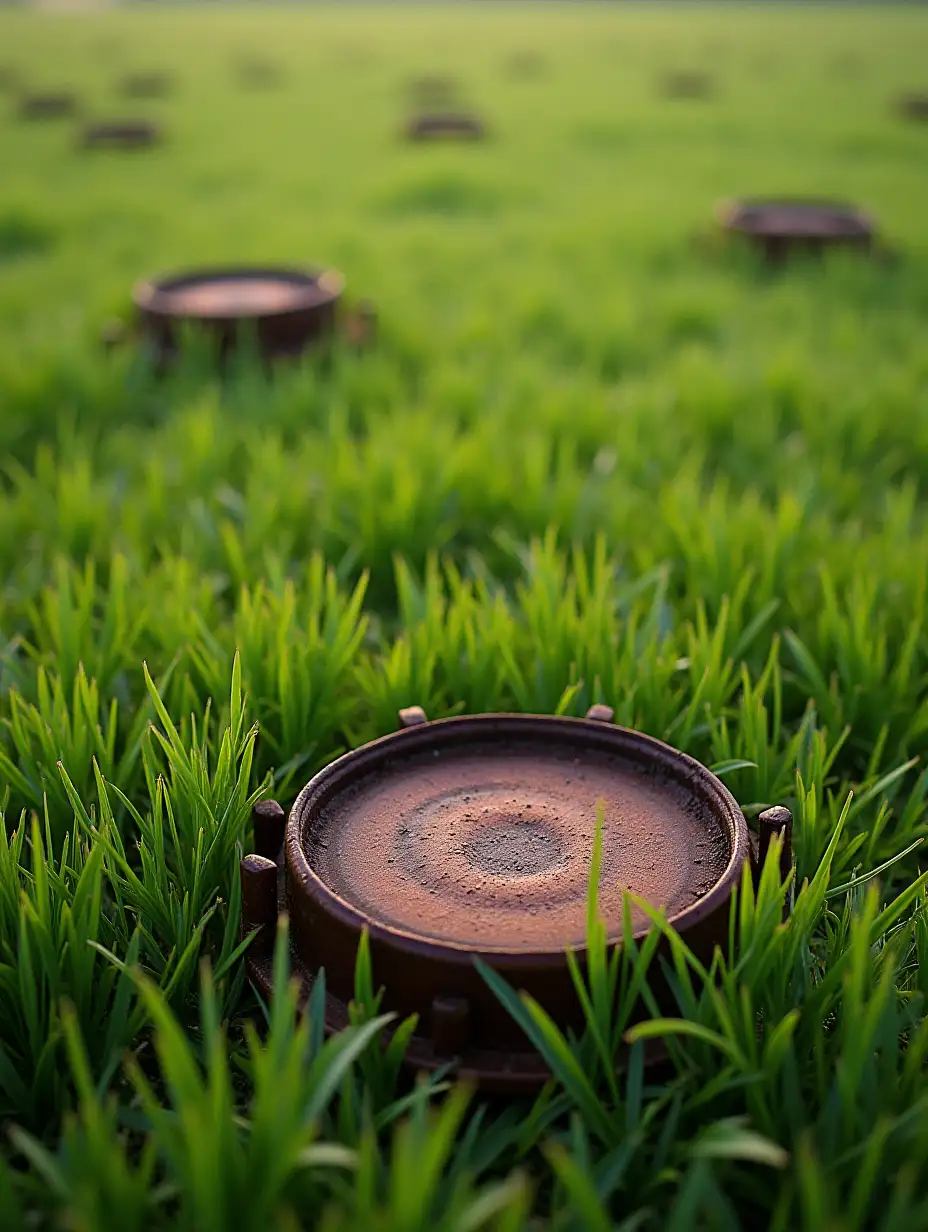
1, 3, 928, 1227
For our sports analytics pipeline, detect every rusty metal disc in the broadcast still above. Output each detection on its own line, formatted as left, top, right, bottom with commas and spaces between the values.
405, 112, 486, 142
242, 709, 787, 1093
717, 197, 875, 260
82, 120, 161, 150
133, 266, 344, 364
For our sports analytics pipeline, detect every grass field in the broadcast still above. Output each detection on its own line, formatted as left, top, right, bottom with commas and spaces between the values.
1, 3, 928, 1228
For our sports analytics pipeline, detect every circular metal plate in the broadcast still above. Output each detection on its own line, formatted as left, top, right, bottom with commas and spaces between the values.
132, 266, 345, 363
306, 733, 731, 952
241, 713, 790, 1091
718, 197, 874, 258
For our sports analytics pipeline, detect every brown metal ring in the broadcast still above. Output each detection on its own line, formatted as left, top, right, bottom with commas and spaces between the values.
243, 710, 773, 1091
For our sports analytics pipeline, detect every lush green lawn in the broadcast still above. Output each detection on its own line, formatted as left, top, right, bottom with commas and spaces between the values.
1, 3, 928, 1228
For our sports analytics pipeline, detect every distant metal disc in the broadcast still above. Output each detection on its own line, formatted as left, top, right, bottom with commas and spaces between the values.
405, 112, 486, 142
19, 93, 77, 121
82, 120, 161, 150
133, 266, 344, 363
717, 197, 875, 259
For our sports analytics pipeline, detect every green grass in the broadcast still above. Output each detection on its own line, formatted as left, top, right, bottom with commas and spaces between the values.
1, 2, 928, 1227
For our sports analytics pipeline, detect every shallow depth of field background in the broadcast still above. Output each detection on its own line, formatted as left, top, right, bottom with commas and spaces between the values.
2, 5, 928, 1230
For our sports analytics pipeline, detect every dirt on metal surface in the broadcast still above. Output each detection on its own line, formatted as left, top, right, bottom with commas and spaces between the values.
241, 710, 766, 1092
308, 737, 729, 950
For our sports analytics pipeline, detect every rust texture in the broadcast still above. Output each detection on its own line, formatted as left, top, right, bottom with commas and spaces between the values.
431, 996, 472, 1055
252, 799, 286, 861
242, 711, 761, 1091
306, 737, 730, 950
133, 266, 344, 364
240, 854, 279, 954
717, 198, 875, 260
757, 805, 793, 884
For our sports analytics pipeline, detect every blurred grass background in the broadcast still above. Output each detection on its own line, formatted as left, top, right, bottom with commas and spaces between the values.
1, 5, 928, 1228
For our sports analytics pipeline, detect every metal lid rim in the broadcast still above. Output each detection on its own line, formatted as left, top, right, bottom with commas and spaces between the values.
285, 714, 750, 965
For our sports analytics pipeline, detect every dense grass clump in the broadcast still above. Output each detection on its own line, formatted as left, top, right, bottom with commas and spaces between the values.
1, 4, 928, 1228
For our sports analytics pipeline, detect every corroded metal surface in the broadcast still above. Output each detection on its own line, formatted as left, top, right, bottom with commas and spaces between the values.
19, 93, 77, 120
241, 709, 780, 1091
307, 738, 730, 950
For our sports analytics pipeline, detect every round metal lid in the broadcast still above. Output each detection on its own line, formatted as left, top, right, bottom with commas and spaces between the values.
133, 267, 344, 322
718, 197, 874, 247
242, 708, 792, 1090
300, 718, 737, 953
